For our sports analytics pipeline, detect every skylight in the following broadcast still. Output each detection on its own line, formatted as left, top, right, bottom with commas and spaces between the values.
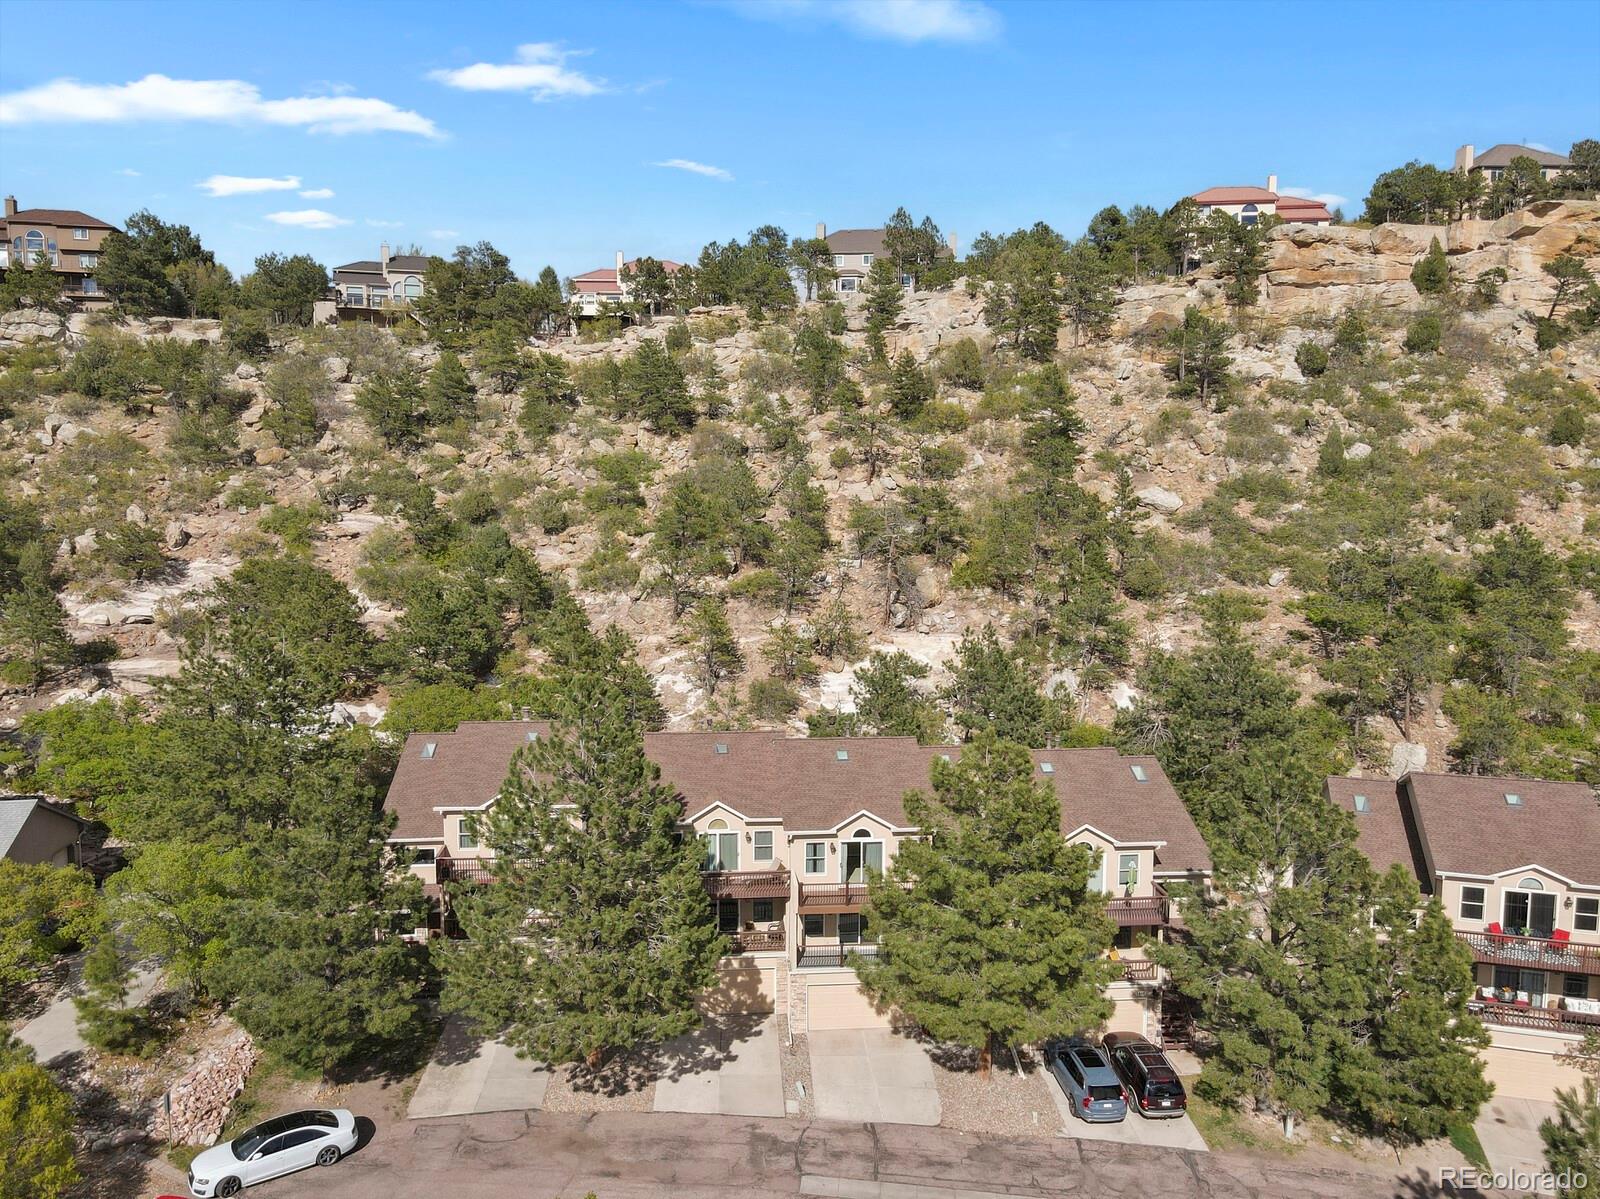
526, 730, 539, 742
1353, 794, 1369, 813
836, 749, 850, 761
714, 743, 728, 755
1505, 793, 1523, 806
1040, 761, 1055, 774
1130, 764, 1148, 782
421, 742, 437, 759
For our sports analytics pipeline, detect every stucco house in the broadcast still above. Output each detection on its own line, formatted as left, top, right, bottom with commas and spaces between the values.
1453, 143, 1571, 185
382, 723, 1211, 1040
0, 196, 118, 309
1190, 175, 1335, 227
817, 223, 956, 294
569, 252, 685, 318
316, 243, 429, 325
0, 796, 88, 867
1326, 772, 1600, 1098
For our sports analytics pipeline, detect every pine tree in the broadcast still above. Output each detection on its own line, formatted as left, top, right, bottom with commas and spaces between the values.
677, 596, 743, 698
941, 626, 1048, 746
887, 350, 933, 421
855, 731, 1116, 1077
1334, 870, 1491, 1147
355, 370, 426, 449
211, 756, 427, 1074
1060, 239, 1117, 343
1164, 306, 1233, 411
1409, 237, 1451, 295
1541, 1077, 1600, 1198
73, 933, 149, 1054
440, 678, 724, 1066
426, 350, 477, 425
0, 542, 74, 686
0, 1034, 80, 1199
862, 258, 903, 361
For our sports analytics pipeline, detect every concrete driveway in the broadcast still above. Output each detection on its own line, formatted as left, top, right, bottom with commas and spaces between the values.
1476, 1095, 1559, 1194
1042, 1068, 1208, 1151
407, 1016, 550, 1119
652, 1015, 786, 1117
809, 1029, 940, 1126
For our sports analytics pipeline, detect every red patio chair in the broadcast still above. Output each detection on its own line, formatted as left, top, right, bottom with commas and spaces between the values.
1552, 928, 1571, 943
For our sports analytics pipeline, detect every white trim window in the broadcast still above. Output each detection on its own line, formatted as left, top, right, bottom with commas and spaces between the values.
843, 830, 883, 883
1577, 897, 1599, 933
78, 254, 98, 269
804, 841, 826, 875
702, 819, 738, 871
1459, 885, 1486, 922
861, 253, 873, 265
1118, 853, 1139, 889
458, 818, 478, 850
73, 227, 89, 241
837, 277, 858, 292
753, 830, 774, 862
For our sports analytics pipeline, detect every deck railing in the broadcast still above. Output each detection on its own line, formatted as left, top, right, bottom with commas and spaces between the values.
726, 927, 786, 954
797, 882, 871, 910
1468, 1000, 1600, 1036
702, 868, 791, 900
796, 942, 883, 969
1106, 885, 1171, 928
436, 858, 495, 885
1456, 930, 1600, 976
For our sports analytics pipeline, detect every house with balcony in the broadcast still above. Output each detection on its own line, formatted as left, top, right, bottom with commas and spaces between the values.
382, 723, 1210, 1039
816, 223, 956, 294
315, 243, 429, 325
1452, 143, 1572, 186
0, 196, 117, 309
1326, 771, 1600, 1097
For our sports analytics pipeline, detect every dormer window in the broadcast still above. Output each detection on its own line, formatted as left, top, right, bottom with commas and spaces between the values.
1505, 793, 1523, 806
1130, 765, 1148, 782
1353, 794, 1369, 813
420, 742, 437, 759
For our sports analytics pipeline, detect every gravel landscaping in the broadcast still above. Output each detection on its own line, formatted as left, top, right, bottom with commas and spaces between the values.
927, 1042, 1063, 1139
540, 1055, 656, 1113
776, 1018, 815, 1118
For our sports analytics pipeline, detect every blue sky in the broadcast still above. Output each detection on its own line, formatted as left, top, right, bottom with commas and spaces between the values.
2, 0, 1597, 279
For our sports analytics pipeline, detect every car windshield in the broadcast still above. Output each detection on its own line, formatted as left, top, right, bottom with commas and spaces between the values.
231, 1125, 273, 1160
1089, 1084, 1124, 1101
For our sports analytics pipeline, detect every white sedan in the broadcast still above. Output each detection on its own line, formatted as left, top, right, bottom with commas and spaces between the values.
187, 1108, 358, 1196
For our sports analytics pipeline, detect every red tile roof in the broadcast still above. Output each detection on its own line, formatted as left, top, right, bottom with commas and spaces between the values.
571, 259, 684, 293
382, 724, 1212, 875
1191, 187, 1278, 205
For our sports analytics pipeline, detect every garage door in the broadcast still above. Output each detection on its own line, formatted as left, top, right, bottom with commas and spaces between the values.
701, 964, 775, 1016
807, 978, 891, 1031
1481, 1045, 1585, 1100
1107, 996, 1151, 1039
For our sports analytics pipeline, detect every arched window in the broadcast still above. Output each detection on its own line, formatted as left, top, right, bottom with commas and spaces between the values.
1518, 877, 1544, 891
852, 828, 871, 839
708, 818, 728, 831
1240, 204, 1259, 228
399, 276, 422, 299
24, 230, 44, 255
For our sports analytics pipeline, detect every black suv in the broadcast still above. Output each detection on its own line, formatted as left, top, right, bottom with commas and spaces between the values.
1100, 1033, 1187, 1118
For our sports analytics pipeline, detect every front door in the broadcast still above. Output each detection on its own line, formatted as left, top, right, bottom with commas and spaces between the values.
843, 841, 882, 883
717, 900, 740, 934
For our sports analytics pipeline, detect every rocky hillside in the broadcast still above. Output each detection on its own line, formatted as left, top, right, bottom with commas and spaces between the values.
3, 201, 1598, 781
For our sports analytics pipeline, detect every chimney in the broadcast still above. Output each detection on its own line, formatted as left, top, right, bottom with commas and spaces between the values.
1453, 144, 1476, 174
3, 196, 16, 219
1266, 174, 1278, 196
947, 230, 959, 258
615, 250, 624, 278
380, 242, 390, 273
816, 222, 826, 240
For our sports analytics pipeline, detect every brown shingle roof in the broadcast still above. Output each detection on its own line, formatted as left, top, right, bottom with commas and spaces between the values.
0, 208, 116, 230
383, 724, 1211, 874
1401, 772, 1599, 885
1471, 144, 1571, 169
1323, 777, 1430, 889
825, 229, 889, 255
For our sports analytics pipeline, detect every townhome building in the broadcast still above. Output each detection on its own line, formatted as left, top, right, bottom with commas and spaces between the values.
1326, 772, 1600, 1098
316, 243, 429, 324
382, 722, 1211, 1041
0, 195, 118, 309
816, 224, 956, 294
569, 252, 684, 318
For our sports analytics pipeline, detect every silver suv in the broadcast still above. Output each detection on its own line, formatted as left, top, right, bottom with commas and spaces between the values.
1046, 1037, 1128, 1123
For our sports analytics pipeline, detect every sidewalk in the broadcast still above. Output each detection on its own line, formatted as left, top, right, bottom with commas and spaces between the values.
16, 956, 164, 1065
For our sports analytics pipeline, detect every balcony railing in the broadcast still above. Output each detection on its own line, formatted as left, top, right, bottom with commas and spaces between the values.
798, 882, 871, 910
1106, 885, 1171, 928
332, 293, 415, 310
797, 942, 883, 969
1468, 1000, 1600, 1036
1456, 930, 1600, 977
437, 858, 495, 885
1116, 959, 1160, 983
702, 868, 790, 899
726, 927, 786, 954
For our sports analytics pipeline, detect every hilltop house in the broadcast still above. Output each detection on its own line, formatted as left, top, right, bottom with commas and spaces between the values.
817, 223, 956, 294
382, 724, 1211, 1039
0, 196, 117, 309
315, 243, 429, 325
1190, 175, 1335, 227
0, 796, 88, 867
1326, 772, 1600, 1099
569, 252, 685, 318
1453, 143, 1571, 185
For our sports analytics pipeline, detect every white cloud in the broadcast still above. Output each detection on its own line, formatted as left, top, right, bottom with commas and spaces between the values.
366, 218, 403, 228
0, 74, 440, 137
654, 158, 734, 181
429, 229, 461, 240
300, 187, 335, 199
724, 0, 999, 43
1279, 186, 1350, 207
198, 173, 302, 197
428, 43, 604, 99
264, 208, 350, 230
117, 167, 141, 176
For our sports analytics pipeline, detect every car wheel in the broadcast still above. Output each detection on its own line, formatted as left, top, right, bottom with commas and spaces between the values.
316, 1145, 342, 1167
216, 1179, 242, 1198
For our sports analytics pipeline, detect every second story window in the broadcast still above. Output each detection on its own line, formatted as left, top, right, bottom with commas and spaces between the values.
1459, 886, 1485, 921
79, 254, 98, 269
753, 830, 773, 862
1577, 897, 1599, 933
1118, 853, 1139, 889
804, 841, 826, 875
73, 227, 89, 240
458, 818, 478, 850
702, 820, 738, 871
861, 253, 873, 265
